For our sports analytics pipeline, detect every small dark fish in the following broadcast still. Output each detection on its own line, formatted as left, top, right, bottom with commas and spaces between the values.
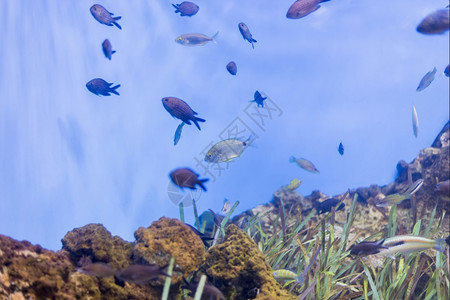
416, 9, 449, 35
316, 198, 345, 215
169, 167, 209, 191
444, 65, 449, 77
349, 239, 388, 256
182, 278, 225, 300
250, 91, 267, 108
338, 142, 344, 155
172, 1, 199, 17
115, 264, 169, 284
446, 235, 450, 246
162, 97, 205, 130
77, 263, 116, 277
185, 223, 214, 247
286, 0, 330, 19
436, 179, 450, 194
90, 4, 122, 29
174, 122, 185, 145
238, 22, 257, 49
416, 67, 437, 92
175, 33, 218, 46
102, 39, 116, 60
86, 78, 120, 96
226, 61, 237, 75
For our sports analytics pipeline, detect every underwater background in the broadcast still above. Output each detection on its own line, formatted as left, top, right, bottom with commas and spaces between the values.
0, 0, 449, 252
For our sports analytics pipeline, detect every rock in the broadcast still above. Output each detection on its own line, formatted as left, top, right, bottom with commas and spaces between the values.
132, 217, 205, 284
61, 223, 133, 270
431, 121, 449, 148
200, 224, 296, 300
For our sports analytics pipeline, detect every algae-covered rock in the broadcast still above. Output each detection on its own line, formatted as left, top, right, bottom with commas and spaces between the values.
201, 224, 296, 300
61, 223, 133, 270
133, 217, 205, 284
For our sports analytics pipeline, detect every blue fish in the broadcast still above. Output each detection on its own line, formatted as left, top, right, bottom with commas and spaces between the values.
238, 22, 257, 48
250, 91, 267, 107
338, 142, 344, 155
102, 39, 116, 60
416, 67, 437, 92
174, 122, 185, 145
226, 61, 237, 75
86, 78, 120, 96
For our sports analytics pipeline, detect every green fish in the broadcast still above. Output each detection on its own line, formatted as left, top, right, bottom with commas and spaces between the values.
205, 136, 252, 163
287, 178, 302, 191
376, 179, 423, 207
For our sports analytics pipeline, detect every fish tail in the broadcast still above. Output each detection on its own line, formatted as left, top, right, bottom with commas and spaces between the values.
113, 17, 122, 30
193, 117, 205, 130
434, 238, 446, 252
110, 84, 120, 95
198, 178, 209, 191
159, 264, 172, 277
212, 32, 219, 44
112, 50, 116, 55
289, 156, 296, 163
297, 275, 305, 284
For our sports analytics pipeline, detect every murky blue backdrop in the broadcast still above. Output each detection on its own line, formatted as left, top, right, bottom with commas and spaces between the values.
1, 1, 448, 250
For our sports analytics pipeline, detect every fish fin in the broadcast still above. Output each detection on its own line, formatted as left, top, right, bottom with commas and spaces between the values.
435, 239, 446, 252
172, 4, 179, 10
193, 117, 206, 130
112, 18, 122, 30
110, 84, 120, 96
211, 31, 219, 44
198, 178, 209, 191
320, 0, 331, 2
112, 50, 116, 55
251, 41, 254, 49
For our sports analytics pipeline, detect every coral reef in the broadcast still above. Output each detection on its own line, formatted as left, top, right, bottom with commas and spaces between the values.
201, 224, 296, 300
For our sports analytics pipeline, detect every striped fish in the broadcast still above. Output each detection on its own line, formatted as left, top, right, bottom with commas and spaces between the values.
376, 179, 424, 207
378, 235, 445, 258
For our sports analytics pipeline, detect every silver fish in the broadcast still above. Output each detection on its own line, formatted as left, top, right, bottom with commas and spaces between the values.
172, 1, 199, 17
102, 39, 116, 60
175, 33, 218, 46
221, 199, 231, 215
86, 78, 120, 96
286, 0, 331, 19
90, 4, 122, 29
115, 264, 169, 284
412, 105, 419, 138
378, 235, 445, 258
238, 23, 257, 48
205, 137, 252, 163
416, 67, 437, 92
417, 9, 449, 35
289, 156, 319, 173
174, 122, 185, 145
77, 263, 116, 277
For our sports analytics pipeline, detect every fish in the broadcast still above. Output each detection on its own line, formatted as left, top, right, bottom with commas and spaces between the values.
289, 156, 319, 173
162, 97, 205, 130
115, 264, 170, 284
286, 0, 331, 19
204, 136, 253, 163
226, 61, 237, 75
169, 168, 209, 191
444, 65, 449, 77
102, 39, 116, 60
349, 239, 388, 256
86, 78, 120, 96
378, 235, 446, 257
412, 105, 419, 138
250, 91, 267, 108
287, 178, 302, 191
90, 4, 122, 29
436, 179, 450, 194
182, 278, 225, 300
184, 223, 214, 247
375, 179, 424, 207
238, 23, 257, 48
338, 142, 344, 156
174, 122, 185, 145
172, 1, 199, 17
316, 198, 345, 215
416, 67, 437, 92
416, 9, 449, 35
221, 199, 231, 215
175, 33, 218, 46
273, 269, 302, 282
77, 263, 116, 277
199, 210, 217, 236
